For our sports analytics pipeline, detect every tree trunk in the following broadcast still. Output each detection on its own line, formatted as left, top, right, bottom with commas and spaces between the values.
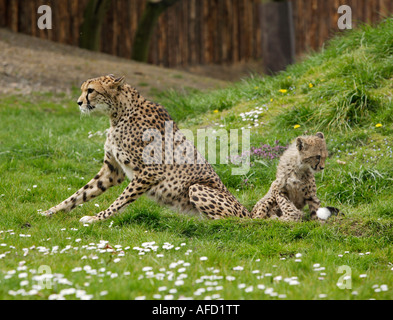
79, 0, 112, 51
131, 0, 181, 62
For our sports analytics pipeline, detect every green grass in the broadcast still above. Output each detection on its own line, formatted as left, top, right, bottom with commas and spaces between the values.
1, 18, 393, 300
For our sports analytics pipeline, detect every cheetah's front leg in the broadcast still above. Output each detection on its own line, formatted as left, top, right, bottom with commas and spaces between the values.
42, 157, 125, 216
79, 174, 156, 223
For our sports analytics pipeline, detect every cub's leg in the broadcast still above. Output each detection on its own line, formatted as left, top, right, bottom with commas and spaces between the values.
251, 181, 283, 219
189, 184, 250, 219
306, 182, 340, 222
304, 178, 321, 220
251, 195, 277, 219
273, 189, 303, 222
42, 157, 125, 216
79, 173, 157, 223
307, 196, 321, 220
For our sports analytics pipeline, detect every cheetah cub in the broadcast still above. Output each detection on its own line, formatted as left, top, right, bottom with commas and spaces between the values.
42, 75, 250, 223
251, 132, 339, 222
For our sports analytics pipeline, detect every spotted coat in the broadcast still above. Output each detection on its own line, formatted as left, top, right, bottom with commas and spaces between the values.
251, 133, 328, 222
43, 75, 250, 223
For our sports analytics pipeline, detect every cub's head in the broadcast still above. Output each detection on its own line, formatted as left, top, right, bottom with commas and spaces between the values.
77, 75, 125, 114
296, 132, 328, 172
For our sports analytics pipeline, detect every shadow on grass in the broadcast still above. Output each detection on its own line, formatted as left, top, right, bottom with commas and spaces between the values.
113, 208, 393, 245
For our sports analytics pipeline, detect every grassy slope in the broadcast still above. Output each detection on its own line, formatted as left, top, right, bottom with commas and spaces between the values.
1, 19, 393, 300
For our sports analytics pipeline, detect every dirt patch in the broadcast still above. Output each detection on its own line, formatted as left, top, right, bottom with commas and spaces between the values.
0, 28, 228, 98
179, 61, 265, 82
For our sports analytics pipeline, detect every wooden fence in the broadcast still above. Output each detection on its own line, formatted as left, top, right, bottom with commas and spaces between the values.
1, 0, 393, 67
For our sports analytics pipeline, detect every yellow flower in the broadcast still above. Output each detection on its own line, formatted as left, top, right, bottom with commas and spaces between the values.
287, 76, 291, 79
213, 110, 219, 113
293, 124, 301, 129
309, 83, 314, 88
254, 86, 259, 90
375, 123, 383, 128
279, 89, 288, 93
270, 98, 274, 102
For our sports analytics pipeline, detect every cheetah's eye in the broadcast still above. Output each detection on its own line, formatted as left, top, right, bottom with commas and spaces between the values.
87, 88, 94, 94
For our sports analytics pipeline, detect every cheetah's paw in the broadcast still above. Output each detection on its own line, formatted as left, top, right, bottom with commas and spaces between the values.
41, 209, 55, 217
79, 216, 99, 224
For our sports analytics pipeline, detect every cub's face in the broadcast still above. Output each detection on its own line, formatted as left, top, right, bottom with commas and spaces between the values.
296, 132, 328, 172
77, 75, 125, 114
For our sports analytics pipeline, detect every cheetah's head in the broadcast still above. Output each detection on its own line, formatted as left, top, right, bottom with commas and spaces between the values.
77, 75, 125, 115
296, 132, 328, 172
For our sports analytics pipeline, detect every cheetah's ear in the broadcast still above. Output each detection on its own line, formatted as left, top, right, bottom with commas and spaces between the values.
296, 137, 305, 151
113, 76, 125, 87
316, 132, 324, 139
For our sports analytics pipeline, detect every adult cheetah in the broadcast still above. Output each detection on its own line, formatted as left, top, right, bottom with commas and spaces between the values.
42, 75, 250, 223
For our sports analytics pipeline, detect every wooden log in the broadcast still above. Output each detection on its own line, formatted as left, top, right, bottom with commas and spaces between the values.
260, 1, 296, 74
10, 0, 18, 32
188, 0, 196, 65
0, 0, 6, 27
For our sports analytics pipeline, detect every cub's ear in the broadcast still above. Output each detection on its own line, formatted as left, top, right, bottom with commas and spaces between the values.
296, 137, 305, 151
316, 132, 324, 139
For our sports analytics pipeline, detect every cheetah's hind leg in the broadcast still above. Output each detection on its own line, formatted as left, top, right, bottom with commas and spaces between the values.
189, 184, 250, 219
